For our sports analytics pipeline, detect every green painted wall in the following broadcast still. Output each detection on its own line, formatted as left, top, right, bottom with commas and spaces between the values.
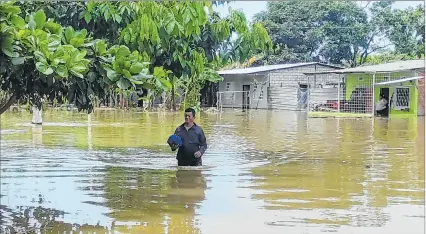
345, 71, 418, 116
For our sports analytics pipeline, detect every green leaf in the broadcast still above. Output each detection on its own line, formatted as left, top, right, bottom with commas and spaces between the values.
71, 64, 88, 73
116, 46, 131, 57
117, 77, 131, 90
11, 57, 25, 65
142, 83, 156, 90
75, 50, 87, 61
115, 14, 122, 23
95, 40, 107, 55
56, 65, 68, 78
34, 51, 47, 63
11, 15, 25, 29
64, 27, 75, 42
105, 67, 118, 81
70, 69, 84, 78
128, 78, 144, 85
1, 37, 19, 57
84, 12, 92, 23
122, 69, 132, 79
44, 21, 62, 34
27, 19, 36, 30
70, 38, 85, 48
129, 62, 144, 74
159, 78, 172, 90
36, 62, 53, 75
132, 73, 153, 80
34, 10, 47, 29
166, 21, 175, 35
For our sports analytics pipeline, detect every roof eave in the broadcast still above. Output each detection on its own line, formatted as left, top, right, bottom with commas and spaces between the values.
218, 62, 343, 76
304, 68, 425, 76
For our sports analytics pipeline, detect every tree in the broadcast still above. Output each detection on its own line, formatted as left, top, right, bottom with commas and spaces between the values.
253, 1, 373, 66
0, 2, 153, 116
379, 4, 425, 58
1, 1, 272, 115
111, 1, 272, 109
361, 51, 422, 65
253, 0, 425, 67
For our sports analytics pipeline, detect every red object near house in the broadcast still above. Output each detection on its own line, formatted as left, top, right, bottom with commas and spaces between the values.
418, 73, 425, 116
364, 88, 373, 113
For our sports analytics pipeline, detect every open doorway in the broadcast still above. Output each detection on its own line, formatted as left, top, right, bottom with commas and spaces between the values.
378, 87, 390, 117
242, 85, 250, 109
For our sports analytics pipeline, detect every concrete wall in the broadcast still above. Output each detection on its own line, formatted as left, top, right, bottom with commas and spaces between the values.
218, 74, 269, 109
218, 64, 341, 110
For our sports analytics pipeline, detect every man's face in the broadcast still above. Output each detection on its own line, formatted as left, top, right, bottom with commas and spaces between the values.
184, 111, 194, 124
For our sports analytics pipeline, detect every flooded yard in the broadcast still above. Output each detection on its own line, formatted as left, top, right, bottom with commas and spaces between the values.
0, 109, 424, 234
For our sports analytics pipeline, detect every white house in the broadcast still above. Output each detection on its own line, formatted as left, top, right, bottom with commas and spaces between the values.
216, 62, 342, 110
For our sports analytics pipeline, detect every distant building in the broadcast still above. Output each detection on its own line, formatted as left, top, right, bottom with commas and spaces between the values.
215, 62, 342, 110
305, 59, 425, 117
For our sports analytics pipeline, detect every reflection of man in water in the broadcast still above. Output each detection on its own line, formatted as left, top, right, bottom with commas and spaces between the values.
167, 169, 207, 233
171, 170, 207, 201
169, 108, 208, 166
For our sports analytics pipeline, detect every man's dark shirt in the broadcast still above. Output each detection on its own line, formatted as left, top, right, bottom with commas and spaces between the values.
172, 123, 207, 166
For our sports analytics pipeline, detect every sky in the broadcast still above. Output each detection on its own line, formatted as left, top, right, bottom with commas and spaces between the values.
213, 1, 425, 23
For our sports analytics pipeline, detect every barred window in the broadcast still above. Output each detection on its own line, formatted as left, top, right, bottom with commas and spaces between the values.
395, 87, 409, 109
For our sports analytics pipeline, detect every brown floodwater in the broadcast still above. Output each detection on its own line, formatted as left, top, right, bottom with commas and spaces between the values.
0, 109, 424, 234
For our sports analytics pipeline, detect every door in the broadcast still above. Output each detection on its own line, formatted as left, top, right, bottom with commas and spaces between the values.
242, 85, 250, 109
297, 84, 308, 110
379, 87, 390, 117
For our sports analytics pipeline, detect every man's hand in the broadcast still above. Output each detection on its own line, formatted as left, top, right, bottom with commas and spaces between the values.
194, 151, 202, 158
171, 143, 178, 151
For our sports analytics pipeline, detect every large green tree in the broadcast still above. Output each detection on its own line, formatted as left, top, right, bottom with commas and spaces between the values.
0, 1, 272, 114
253, 0, 424, 67
0, 2, 155, 115
377, 4, 425, 58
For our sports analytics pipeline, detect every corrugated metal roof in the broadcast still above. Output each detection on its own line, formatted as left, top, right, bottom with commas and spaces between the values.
217, 62, 341, 75
304, 59, 425, 75
375, 76, 424, 85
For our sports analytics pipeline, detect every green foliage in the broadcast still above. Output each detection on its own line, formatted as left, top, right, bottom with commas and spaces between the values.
362, 51, 423, 65
253, 0, 424, 67
0, 1, 272, 114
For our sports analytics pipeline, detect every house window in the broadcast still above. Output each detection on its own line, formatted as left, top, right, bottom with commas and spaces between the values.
394, 87, 409, 109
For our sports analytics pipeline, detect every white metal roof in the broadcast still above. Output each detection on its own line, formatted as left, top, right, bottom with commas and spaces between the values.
217, 62, 341, 75
375, 76, 424, 85
304, 59, 425, 75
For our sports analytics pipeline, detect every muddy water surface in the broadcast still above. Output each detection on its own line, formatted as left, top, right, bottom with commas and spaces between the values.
0, 110, 424, 234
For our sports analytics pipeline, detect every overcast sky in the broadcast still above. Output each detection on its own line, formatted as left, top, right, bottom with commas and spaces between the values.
214, 1, 425, 22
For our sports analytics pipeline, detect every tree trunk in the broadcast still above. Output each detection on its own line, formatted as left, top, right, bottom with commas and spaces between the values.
31, 106, 43, 124
0, 94, 17, 115
171, 78, 176, 111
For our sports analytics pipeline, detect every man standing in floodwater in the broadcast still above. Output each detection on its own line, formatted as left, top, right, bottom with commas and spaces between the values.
168, 108, 207, 166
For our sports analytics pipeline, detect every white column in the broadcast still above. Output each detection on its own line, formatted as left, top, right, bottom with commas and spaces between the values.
372, 73, 376, 116
31, 106, 43, 124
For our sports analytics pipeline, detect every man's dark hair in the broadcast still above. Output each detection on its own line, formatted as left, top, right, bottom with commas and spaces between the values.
184, 107, 196, 116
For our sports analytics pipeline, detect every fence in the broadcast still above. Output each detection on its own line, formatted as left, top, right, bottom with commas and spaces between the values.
216, 91, 250, 112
